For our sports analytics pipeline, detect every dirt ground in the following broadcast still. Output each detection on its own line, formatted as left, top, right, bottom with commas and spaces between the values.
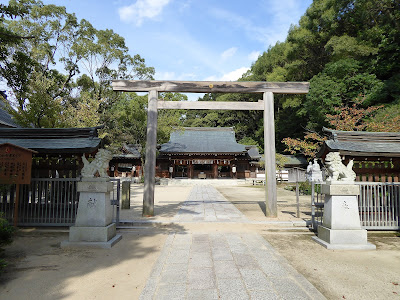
0, 184, 399, 300
0, 229, 167, 299
0, 185, 193, 300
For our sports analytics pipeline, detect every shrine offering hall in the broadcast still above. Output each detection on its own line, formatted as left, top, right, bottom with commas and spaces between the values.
156, 127, 261, 179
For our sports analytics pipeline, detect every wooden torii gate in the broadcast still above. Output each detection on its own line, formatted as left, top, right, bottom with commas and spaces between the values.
112, 80, 309, 217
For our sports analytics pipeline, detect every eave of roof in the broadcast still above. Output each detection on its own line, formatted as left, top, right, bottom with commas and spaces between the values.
0, 126, 103, 139
322, 127, 400, 142
0, 138, 101, 154
317, 140, 400, 158
113, 154, 141, 160
160, 127, 247, 154
0, 126, 103, 153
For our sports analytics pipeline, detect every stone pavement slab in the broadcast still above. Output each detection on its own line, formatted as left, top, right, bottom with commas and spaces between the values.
140, 185, 325, 300
173, 185, 248, 223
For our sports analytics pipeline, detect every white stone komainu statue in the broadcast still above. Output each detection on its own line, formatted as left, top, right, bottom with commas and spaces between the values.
81, 149, 113, 178
324, 152, 356, 182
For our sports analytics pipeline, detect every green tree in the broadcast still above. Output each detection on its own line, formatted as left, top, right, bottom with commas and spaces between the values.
1, 0, 154, 129
237, 0, 400, 151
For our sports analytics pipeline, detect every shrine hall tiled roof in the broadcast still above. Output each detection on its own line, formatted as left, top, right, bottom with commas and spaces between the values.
160, 127, 248, 154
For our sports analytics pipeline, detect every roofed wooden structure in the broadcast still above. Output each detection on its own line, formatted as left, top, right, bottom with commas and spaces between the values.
0, 126, 103, 178
157, 128, 260, 179
0, 127, 102, 153
317, 128, 400, 182
110, 144, 142, 177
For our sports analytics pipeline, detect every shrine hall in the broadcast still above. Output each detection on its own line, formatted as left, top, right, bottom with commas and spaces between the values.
155, 127, 261, 179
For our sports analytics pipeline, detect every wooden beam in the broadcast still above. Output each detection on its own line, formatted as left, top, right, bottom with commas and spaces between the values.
264, 92, 277, 217
143, 90, 158, 217
112, 80, 309, 94
157, 100, 264, 110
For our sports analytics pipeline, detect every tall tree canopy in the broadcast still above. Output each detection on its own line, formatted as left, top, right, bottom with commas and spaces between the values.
187, 0, 400, 155
0, 0, 157, 150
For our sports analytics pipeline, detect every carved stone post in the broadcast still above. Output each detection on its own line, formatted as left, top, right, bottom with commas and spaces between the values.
312, 152, 375, 250
312, 183, 376, 250
62, 150, 121, 249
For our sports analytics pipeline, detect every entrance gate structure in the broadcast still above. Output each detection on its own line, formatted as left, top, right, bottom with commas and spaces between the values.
112, 80, 309, 217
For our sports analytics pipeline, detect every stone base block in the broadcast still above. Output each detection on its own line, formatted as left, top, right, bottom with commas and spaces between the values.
313, 226, 376, 250
61, 234, 122, 249
69, 223, 116, 243
312, 236, 376, 250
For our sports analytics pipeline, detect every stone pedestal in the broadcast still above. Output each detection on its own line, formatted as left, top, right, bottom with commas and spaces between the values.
121, 181, 131, 209
61, 178, 122, 249
312, 183, 376, 250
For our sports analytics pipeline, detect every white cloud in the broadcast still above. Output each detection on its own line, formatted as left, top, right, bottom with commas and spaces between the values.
118, 0, 171, 26
155, 71, 197, 80
209, 1, 309, 48
178, 0, 192, 12
204, 67, 249, 82
248, 51, 260, 61
155, 71, 176, 79
221, 47, 237, 60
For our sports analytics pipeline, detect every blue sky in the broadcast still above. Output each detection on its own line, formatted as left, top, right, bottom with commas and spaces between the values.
38, 0, 313, 82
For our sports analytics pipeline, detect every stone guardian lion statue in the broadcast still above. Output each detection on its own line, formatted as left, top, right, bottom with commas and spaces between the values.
324, 152, 356, 182
81, 149, 113, 178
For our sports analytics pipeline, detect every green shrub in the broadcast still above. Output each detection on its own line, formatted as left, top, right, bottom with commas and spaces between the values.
0, 213, 14, 272
299, 182, 312, 195
0, 214, 14, 247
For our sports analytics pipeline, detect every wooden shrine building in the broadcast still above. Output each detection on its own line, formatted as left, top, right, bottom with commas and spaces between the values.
317, 128, 400, 182
109, 144, 142, 177
0, 126, 103, 178
0, 126, 104, 226
156, 127, 260, 179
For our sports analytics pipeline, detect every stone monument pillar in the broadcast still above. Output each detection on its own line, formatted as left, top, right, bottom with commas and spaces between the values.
62, 150, 122, 249
312, 152, 375, 250
312, 183, 375, 250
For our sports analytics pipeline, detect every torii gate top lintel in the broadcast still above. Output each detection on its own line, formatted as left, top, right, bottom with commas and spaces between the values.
112, 80, 309, 94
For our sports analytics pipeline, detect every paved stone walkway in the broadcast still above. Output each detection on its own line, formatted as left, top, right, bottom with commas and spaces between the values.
173, 185, 248, 223
140, 185, 325, 300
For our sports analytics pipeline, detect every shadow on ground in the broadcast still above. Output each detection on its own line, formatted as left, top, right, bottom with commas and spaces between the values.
0, 200, 188, 299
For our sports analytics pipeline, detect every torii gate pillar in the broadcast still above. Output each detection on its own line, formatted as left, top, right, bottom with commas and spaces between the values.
264, 92, 277, 217
143, 90, 158, 216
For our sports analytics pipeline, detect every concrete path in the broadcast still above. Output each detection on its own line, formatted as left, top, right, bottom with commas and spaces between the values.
140, 185, 325, 300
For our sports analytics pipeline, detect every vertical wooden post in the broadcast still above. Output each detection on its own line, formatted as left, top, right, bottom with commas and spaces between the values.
143, 90, 158, 217
213, 163, 218, 179
264, 92, 277, 217
13, 183, 20, 227
296, 169, 300, 218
